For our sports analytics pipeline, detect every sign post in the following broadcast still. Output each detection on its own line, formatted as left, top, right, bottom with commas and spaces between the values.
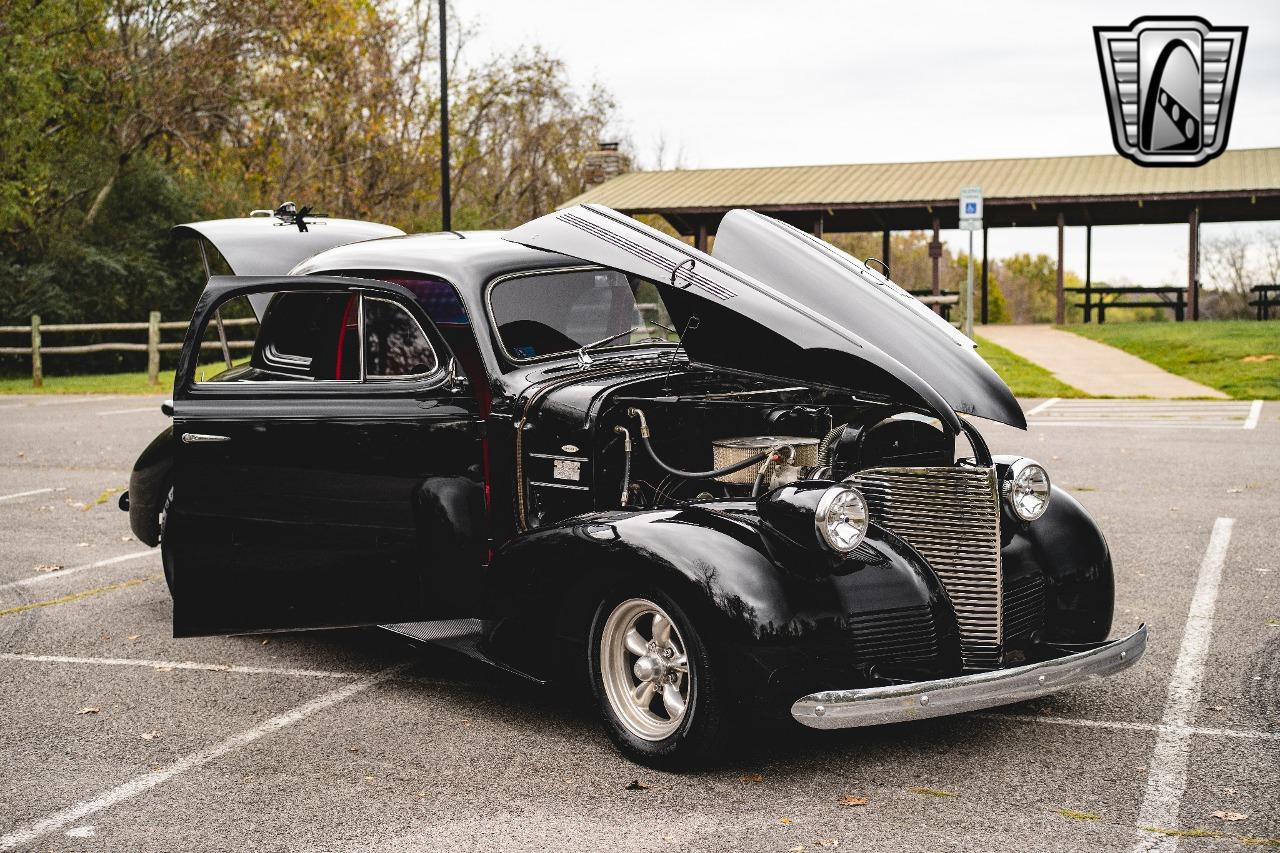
958, 186, 983, 339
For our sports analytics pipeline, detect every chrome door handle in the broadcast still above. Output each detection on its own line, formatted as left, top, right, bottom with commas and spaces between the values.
181, 432, 231, 444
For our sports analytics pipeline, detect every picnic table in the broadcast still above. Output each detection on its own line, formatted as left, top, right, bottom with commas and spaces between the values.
1066, 286, 1187, 323
909, 289, 959, 320
1250, 284, 1280, 320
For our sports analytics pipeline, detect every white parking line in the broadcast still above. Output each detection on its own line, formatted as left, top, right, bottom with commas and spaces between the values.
1243, 400, 1263, 430
0, 653, 360, 679
0, 488, 53, 503
0, 662, 409, 851
1027, 421, 1242, 430
0, 550, 158, 593
96, 407, 158, 416
982, 712, 1278, 742
1023, 397, 1060, 417
1131, 517, 1234, 853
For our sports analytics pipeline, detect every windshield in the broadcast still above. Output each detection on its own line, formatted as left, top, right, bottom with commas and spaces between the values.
488, 267, 675, 362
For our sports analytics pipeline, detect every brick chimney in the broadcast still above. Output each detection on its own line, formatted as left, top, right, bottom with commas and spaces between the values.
584, 141, 622, 189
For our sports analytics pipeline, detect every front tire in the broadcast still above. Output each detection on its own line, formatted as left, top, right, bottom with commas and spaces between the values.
588, 588, 731, 769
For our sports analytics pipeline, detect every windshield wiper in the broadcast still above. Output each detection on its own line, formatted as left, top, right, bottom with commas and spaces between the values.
575, 325, 643, 366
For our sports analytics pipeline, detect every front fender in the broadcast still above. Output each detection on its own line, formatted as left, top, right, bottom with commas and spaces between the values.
483, 503, 962, 691
128, 427, 175, 546
1002, 485, 1115, 643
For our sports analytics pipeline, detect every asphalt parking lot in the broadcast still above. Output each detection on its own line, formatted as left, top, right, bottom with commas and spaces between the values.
0, 394, 1276, 852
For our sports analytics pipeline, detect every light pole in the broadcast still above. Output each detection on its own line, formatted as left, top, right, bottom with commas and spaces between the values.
439, 0, 451, 232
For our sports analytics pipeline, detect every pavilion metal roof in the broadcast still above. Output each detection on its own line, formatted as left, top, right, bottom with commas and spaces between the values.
563, 147, 1280, 233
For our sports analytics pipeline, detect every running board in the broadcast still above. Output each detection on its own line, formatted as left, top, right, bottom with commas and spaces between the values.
379, 620, 548, 685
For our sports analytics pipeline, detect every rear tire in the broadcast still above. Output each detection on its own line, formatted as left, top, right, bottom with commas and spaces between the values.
588, 587, 732, 769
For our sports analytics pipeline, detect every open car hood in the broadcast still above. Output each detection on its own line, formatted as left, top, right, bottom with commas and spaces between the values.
505, 205, 975, 433
173, 216, 404, 276
711, 209, 1024, 428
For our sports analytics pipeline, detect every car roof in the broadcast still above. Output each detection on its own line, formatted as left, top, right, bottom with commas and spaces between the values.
289, 230, 584, 297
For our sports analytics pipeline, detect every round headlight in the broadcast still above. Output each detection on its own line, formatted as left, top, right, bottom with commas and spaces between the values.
814, 485, 869, 553
1004, 458, 1051, 521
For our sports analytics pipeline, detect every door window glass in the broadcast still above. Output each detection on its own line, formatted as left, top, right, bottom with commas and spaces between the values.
193, 295, 259, 382
362, 297, 438, 378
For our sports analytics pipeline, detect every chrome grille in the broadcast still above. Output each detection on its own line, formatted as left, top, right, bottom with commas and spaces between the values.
851, 465, 1003, 670
1002, 573, 1046, 642
848, 605, 938, 664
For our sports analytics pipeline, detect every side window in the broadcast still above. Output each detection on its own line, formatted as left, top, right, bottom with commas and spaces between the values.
363, 297, 438, 378
193, 290, 436, 384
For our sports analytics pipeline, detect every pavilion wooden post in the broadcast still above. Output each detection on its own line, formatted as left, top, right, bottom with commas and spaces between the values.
929, 217, 942, 314
1188, 206, 1200, 321
1055, 212, 1065, 325
30, 314, 42, 388
812, 215, 824, 239
1083, 225, 1093, 323
980, 226, 989, 325
695, 222, 708, 253
881, 229, 891, 275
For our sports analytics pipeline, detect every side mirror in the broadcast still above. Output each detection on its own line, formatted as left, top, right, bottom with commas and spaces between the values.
161, 399, 174, 417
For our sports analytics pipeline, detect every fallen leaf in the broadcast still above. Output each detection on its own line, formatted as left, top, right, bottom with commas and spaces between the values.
127, 634, 140, 641
909, 787, 956, 798
814, 840, 839, 848
415, 790, 428, 799
1242, 353, 1278, 363
625, 780, 651, 791
121, 535, 133, 542
839, 795, 868, 807
363, 775, 375, 782
1211, 811, 1248, 822
1223, 788, 1238, 796
1209, 705, 1225, 711
260, 638, 270, 645
76, 707, 100, 715
779, 817, 793, 825
1057, 808, 1101, 821
34, 564, 63, 573
740, 773, 764, 783
141, 731, 158, 741
348, 747, 360, 753
154, 666, 172, 672
789, 847, 805, 853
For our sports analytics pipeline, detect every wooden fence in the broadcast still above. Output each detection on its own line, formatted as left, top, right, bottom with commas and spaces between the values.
0, 313, 255, 388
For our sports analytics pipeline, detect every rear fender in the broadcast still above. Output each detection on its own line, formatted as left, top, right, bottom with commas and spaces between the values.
128, 427, 175, 546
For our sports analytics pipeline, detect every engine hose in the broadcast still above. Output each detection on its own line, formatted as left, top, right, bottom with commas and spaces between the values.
628, 408, 772, 480
750, 444, 797, 498
614, 426, 632, 507
816, 423, 848, 467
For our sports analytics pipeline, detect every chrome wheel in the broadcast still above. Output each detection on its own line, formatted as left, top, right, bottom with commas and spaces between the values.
599, 597, 692, 741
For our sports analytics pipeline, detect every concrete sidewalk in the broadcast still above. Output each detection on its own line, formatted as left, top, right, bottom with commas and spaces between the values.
977, 324, 1229, 399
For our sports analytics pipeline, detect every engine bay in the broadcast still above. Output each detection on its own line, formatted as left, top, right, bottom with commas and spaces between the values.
520, 368, 959, 527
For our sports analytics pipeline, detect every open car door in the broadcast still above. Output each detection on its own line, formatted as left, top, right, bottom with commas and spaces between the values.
166, 275, 485, 636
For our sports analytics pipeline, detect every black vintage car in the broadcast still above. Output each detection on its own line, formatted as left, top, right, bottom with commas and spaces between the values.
123, 202, 1145, 767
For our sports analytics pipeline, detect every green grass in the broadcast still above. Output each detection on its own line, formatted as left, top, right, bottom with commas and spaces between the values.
0, 367, 178, 395
973, 335, 1088, 399
1062, 320, 1280, 400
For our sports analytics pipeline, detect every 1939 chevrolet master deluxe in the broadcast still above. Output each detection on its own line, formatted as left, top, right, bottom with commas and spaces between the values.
122, 202, 1145, 767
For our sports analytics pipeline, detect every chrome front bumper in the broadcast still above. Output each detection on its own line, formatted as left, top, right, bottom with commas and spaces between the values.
791, 625, 1147, 730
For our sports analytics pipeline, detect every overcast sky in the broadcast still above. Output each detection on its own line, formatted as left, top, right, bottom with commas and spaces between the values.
464, 0, 1280, 286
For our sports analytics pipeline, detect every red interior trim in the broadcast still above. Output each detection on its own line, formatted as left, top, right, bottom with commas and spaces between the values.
334, 294, 358, 379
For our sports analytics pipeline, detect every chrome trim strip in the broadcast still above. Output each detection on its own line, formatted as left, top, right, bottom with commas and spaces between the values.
790, 625, 1146, 730
528, 480, 591, 492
